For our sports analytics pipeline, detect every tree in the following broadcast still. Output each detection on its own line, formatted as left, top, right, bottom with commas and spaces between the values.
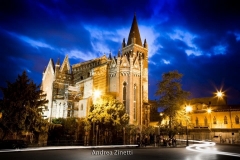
0, 71, 48, 140
50, 117, 78, 142
142, 125, 155, 135
87, 95, 129, 144
155, 71, 190, 132
88, 95, 129, 129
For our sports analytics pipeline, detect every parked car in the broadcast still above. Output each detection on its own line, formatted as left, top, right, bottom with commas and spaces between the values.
0, 140, 28, 149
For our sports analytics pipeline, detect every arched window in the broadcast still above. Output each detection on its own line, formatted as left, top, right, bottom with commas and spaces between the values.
133, 84, 137, 120
224, 116, 228, 124
196, 117, 199, 126
80, 76, 83, 80
213, 116, 217, 124
88, 72, 90, 77
235, 115, 239, 124
123, 82, 127, 108
204, 117, 208, 126
80, 104, 83, 110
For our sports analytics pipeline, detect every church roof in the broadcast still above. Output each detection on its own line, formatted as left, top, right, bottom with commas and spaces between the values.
50, 58, 55, 71
43, 58, 55, 73
127, 14, 142, 46
60, 55, 71, 73
72, 55, 108, 68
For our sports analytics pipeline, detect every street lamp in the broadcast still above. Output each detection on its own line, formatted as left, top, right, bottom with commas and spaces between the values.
207, 108, 212, 113
123, 127, 125, 145
186, 105, 192, 146
92, 121, 95, 145
215, 90, 233, 143
93, 90, 101, 98
159, 113, 163, 133
207, 108, 212, 129
96, 124, 99, 145
158, 113, 163, 145
216, 90, 227, 105
216, 91, 223, 98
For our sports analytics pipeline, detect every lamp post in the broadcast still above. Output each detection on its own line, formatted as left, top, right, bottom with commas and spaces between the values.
207, 108, 212, 129
216, 90, 233, 143
93, 89, 101, 104
96, 124, 99, 146
157, 113, 163, 146
92, 89, 101, 145
92, 121, 95, 145
123, 127, 125, 145
186, 105, 192, 146
159, 113, 163, 134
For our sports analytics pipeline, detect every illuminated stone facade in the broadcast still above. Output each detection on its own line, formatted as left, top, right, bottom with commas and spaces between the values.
187, 97, 240, 143
150, 97, 240, 143
41, 15, 150, 126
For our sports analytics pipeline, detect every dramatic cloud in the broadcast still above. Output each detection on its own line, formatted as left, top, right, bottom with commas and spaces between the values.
0, 0, 240, 104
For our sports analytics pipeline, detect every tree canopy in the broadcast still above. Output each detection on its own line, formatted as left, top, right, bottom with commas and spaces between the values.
155, 70, 190, 129
88, 95, 129, 130
0, 71, 48, 139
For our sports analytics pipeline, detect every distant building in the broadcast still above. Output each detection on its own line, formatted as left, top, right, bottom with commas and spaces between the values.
151, 97, 240, 143
187, 97, 240, 143
41, 15, 150, 126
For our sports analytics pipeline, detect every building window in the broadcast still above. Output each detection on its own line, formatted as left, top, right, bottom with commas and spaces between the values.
213, 116, 217, 124
204, 117, 208, 126
133, 84, 137, 120
196, 117, 199, 126
67, 110, 71, 117
123, 82, 127, 109
80, 104, 83, 110
80, 76, 83, 80
235, 115, 239, 124
224, 116, 228, 124
67, 105, 73, 117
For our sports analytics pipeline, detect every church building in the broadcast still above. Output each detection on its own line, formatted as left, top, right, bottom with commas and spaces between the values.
41, 15, 150, 126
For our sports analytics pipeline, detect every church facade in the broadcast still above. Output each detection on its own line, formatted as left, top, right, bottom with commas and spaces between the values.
41, 15, 150, 126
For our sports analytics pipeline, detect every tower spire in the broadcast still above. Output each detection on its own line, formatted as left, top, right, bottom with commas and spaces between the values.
56, 58, 60, 66
127, 14, 142, 46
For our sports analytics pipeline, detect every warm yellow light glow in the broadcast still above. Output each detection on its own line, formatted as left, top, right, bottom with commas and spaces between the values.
93, 90, 101, 98
216, 91, 224, 98
160, 113, 163, 116
186, 105, 192, 113
207, 108, 211, 113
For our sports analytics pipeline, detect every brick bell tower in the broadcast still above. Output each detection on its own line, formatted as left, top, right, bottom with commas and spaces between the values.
115, 14, 149, 126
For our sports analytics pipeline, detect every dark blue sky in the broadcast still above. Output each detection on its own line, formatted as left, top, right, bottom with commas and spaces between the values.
1, 0, 240, 104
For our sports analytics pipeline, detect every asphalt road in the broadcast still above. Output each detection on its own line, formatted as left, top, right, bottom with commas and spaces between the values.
0, 144, 240, 160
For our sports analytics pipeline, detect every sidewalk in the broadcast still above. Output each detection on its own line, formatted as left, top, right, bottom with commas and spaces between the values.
0, 145, 139, 152
136, 143, 187, 149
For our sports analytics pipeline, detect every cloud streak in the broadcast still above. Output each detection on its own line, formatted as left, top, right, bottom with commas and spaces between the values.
0, 0, 240, 103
